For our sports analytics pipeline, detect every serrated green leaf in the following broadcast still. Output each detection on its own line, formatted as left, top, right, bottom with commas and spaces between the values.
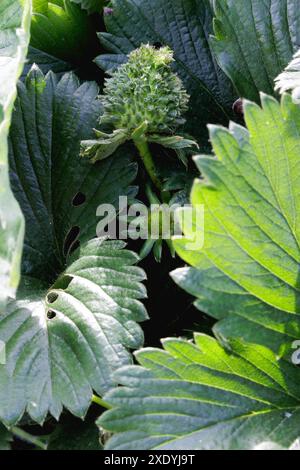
22, 46, 73, 79
211, 0, 300, 102
9, 66, 137, 281
0, 0, 31, 310
172, 94, 300, 356
0, 239, 147, 426
275, 48, 300, 104
95, 0, 236, 145
98, 334, 300, 450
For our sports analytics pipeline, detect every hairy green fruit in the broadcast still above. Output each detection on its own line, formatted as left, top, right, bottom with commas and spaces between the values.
101, 44, 189, 133
81, 44, 197, 190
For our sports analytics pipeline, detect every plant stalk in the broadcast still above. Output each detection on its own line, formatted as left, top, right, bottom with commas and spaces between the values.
92, 394, 112, 410
133, 137, 163, 191
11, 426, 47, 450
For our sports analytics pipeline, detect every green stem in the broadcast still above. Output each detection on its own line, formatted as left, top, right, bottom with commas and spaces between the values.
133, 137, 163, 191
11, 426, 47, 450
92, 394, 112, 410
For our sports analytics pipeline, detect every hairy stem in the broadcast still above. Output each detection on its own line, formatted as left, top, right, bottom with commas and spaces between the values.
11, 426, 47, 450
92, 394, 112, 410
133, 137, 162, 191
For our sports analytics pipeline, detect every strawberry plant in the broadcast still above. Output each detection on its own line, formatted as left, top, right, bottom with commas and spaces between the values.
1, 0, 300, 452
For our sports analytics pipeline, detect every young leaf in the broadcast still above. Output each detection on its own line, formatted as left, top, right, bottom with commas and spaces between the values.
172, 94, 300, 356
95, 0, 236, 144
9, 66, 137, 281
211, 0, 300, 102
275, 48, 300, 104
99, 334, 300, 450
0, 239, 147, 426
0, 0, 31, 309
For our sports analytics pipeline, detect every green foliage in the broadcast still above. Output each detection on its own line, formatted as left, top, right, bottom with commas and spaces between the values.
173, 94, 300, 356
95, 0, 236, 145
0, 0, 31, 310
0, 238, 147, 425
211, 0, 300, 101
30, 0, 98, 65
9, 66, 137, 280
3, 0, 300, 451
81, 45, 195, 165
99, 334, 300, 450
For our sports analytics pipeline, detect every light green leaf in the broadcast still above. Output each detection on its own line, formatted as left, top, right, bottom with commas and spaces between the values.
0, 0, 31, 309
211, 0, 300, 101
9, 66, 137, 281
172, 93, 300, 356
0, 238, 147, 425
70, 0, 105, 14
95, 0, 236, 145
99, 334, 300, 450
275, 48, 300, 104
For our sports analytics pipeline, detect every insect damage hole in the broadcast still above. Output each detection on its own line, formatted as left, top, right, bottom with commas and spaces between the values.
47, 310, 56, 320
72, 192, 86, 207
63, 226, 80, 257
47, 292, 58, 304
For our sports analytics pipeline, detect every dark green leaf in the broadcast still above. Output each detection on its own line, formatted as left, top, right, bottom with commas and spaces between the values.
9, 66, 137, 281
211, 0, 300, 101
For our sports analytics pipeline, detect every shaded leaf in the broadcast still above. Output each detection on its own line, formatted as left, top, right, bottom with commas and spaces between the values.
211, 0, 300, 101
9, 66, 137, 281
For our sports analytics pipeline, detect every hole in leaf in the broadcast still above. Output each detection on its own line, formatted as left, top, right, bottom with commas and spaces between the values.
47, 292, 58, 304
72, 192, 86, 207
69, 239, 80, 255
63, 226, 80, 257
52, 274, 73, 291
47, 310, 56, 320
